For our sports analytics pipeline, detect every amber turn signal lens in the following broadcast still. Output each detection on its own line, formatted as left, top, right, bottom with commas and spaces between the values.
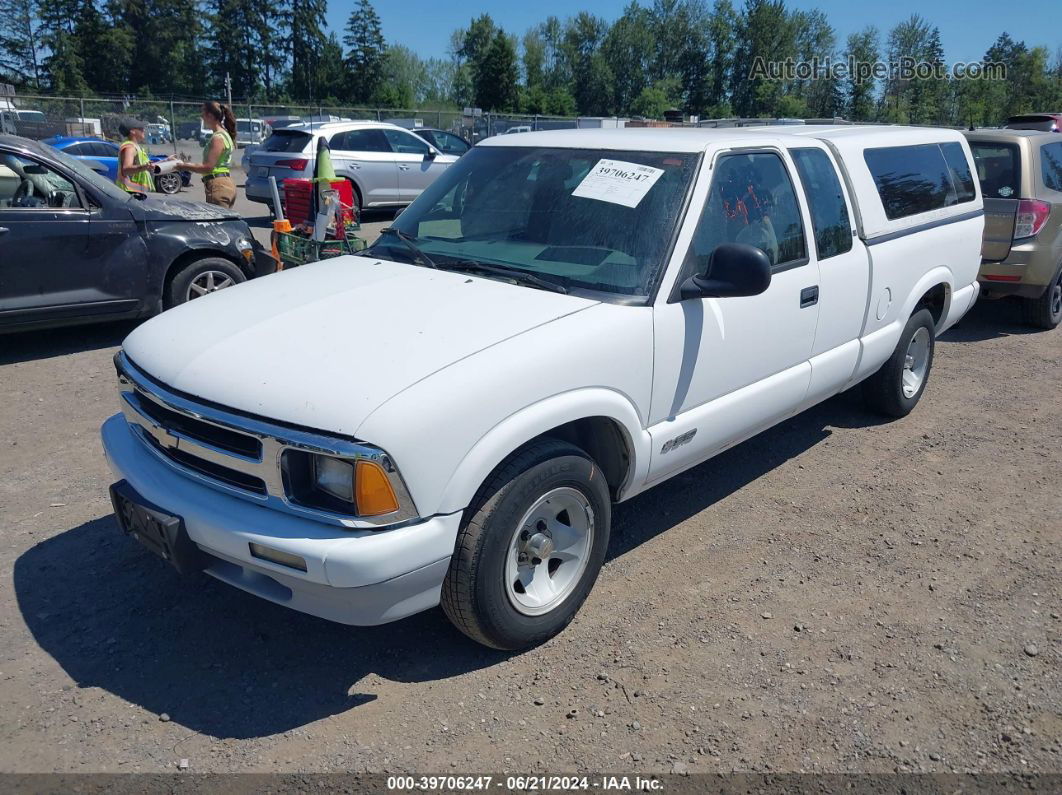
354, 460, 400, 516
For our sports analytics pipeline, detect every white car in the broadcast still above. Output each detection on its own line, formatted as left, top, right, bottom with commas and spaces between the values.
102, 126, 983, 649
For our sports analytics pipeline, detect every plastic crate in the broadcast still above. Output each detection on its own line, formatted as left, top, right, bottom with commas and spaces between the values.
276, 229, 365, 267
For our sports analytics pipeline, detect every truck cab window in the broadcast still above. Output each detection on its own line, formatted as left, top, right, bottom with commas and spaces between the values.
684, 151, 807, 274
791, 148, 853, 260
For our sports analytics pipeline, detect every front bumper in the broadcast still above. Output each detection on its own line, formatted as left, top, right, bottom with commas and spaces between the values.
101, 414, 462, 625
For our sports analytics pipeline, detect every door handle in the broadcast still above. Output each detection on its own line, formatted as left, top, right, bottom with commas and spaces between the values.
0, 227, 9, 235
398, 165, 410, 171
800, 285, 819, 308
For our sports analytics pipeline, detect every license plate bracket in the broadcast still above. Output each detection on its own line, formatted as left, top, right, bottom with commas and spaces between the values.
109, 480, 204, 575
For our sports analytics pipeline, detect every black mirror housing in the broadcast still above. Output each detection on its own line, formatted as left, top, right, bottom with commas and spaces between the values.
680, 243, 772, 300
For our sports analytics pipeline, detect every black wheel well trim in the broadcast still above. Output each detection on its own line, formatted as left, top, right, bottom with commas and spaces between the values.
915, 282, 949, 330
521, 416, 634, 502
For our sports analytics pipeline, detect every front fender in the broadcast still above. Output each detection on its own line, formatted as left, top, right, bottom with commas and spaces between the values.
436, 388, 652, 516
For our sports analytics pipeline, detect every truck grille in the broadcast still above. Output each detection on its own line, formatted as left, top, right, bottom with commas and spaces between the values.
113, 352, 418, 528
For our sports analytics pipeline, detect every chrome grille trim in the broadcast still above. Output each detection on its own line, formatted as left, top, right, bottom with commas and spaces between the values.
115, 351, 418, 528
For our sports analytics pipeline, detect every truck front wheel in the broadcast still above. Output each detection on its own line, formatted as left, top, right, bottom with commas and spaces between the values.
441, 439, 611, 650
862, 308, 936, 418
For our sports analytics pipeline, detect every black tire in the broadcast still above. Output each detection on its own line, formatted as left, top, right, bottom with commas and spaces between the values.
345, 179, 361, 220
862, 308, 936, 418
165, 257, 246, 308
441, 439, 611, 650
1020, 266, 1062, 330
155, 172, 181, 195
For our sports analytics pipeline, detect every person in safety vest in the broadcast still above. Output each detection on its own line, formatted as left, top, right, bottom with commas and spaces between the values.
115, 118, 159, 194
177, 101, 236, 208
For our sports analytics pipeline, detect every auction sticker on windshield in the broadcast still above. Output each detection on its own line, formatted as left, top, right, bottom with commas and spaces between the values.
571, 159, 665, 208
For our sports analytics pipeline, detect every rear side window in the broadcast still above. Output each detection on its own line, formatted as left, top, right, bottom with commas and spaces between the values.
1041, 142, 1062, 192
941, 143, 976, 202
262, 131, 310, 153
969, 141, 1021, 199
864, 143, 976, 220
790, 148, 852, 259
331, 129, 390, 152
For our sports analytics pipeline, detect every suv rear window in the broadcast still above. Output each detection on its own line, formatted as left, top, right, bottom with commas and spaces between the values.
1041, 142, 1062, 192
262, 130, 310, 153
864, 143, 976, 220
969, 141, 1021, 199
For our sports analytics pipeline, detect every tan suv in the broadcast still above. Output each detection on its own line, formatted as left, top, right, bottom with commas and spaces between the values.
965, 129, 1062, 328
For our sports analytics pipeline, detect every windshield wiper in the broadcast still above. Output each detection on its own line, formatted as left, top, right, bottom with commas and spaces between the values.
435, 259, 569, 294
378, 227, 437, 268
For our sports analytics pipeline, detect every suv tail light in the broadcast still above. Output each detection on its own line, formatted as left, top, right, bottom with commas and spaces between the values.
275, 159, 308, 171
1014, 199, 1051, 239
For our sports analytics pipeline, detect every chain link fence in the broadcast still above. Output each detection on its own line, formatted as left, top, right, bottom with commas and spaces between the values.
1, 94, 629, 150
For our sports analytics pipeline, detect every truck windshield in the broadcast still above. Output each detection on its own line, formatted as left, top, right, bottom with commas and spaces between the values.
375, 146, 700, 297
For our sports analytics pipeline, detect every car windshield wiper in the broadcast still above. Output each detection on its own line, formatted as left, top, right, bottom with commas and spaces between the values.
435, 259, 569, 294
378, 227, 437, 268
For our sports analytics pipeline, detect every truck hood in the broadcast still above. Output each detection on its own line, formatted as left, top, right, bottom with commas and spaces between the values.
122, 257, 598, 436
133, 196, 242, 222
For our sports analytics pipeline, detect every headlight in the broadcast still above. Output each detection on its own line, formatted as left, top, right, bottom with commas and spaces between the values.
286, 451, 402, 518
236, 238, 255, 262
312, 455, 355, 503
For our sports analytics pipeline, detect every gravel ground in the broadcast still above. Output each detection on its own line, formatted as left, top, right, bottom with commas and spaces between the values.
0, 296, 1058, 775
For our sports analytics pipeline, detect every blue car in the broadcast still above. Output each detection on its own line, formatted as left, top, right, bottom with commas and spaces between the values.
42, 136, 191, 194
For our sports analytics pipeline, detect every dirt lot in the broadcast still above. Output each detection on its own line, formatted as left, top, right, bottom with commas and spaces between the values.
0, 297, 1058, 776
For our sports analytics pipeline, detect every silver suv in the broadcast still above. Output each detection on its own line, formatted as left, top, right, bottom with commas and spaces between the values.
245, 121, 462, 215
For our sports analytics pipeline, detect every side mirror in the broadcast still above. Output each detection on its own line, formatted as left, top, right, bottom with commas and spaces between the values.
679, 243, 772, 300
424, 148, 437, 161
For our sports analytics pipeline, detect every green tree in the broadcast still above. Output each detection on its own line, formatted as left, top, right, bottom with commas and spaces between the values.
705, 0, 737, 113
0, 0, 42, 89
37, 0, 88, 93
344, 0, 385, 104
602, 3, 654, 115
477, 30, 518, 110
732, 0, 797, 116
288, 0, 327, 100
843, 26, 880, 121
562, 12, 613, 115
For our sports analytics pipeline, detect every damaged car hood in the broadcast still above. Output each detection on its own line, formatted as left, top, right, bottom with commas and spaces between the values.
133, 196, 242, 222
121, 257, 598, 436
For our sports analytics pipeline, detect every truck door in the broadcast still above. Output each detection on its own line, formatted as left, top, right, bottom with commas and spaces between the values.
788, 145, 869, 403
647, 148, 820, 482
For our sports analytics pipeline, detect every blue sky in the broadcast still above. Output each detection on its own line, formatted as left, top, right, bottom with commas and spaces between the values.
325, 0, 1062, 64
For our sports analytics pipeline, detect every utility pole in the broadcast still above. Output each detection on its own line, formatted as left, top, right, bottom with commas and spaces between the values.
225, 72, 233, 110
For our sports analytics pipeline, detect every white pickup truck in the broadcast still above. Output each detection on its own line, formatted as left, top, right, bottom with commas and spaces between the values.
102, 126, 983, 649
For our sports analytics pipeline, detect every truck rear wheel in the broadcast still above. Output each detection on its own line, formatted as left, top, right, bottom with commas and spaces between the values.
862, 308, 936, 418
1021, 267, 1062, 330
441, 439, 611, 650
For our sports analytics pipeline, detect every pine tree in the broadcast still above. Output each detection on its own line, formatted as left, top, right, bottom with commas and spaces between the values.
0, 0, 42, 89
343, 0, 385, 104
37, 0, 88, 93
289, 0, 327, 100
